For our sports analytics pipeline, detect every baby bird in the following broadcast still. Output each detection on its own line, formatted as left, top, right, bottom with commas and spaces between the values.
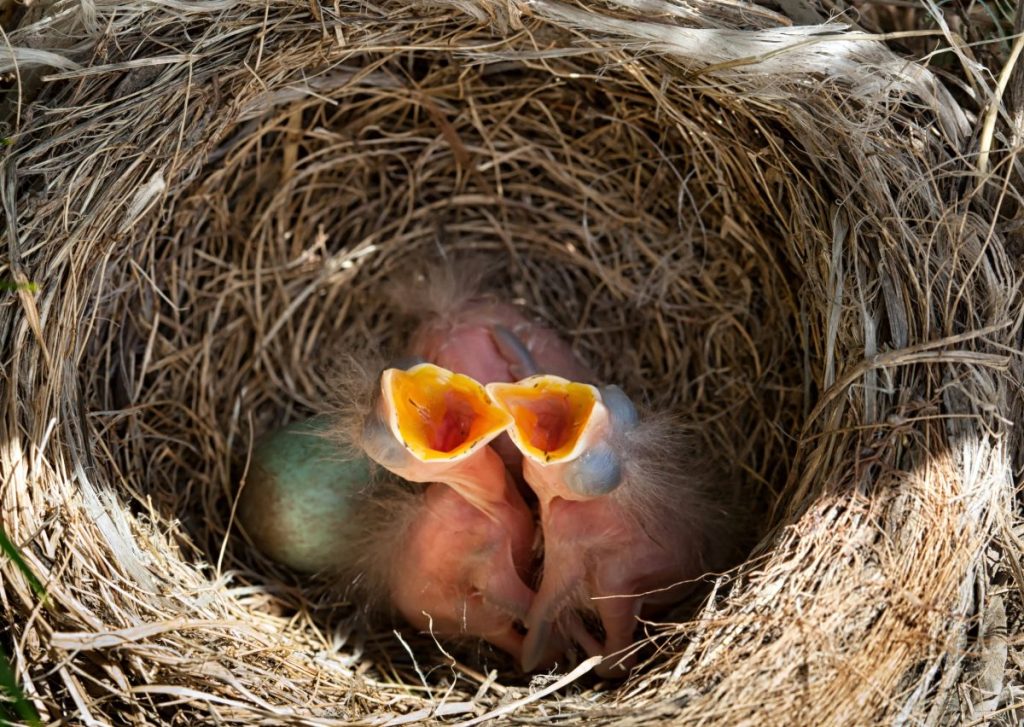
360, 361, 526, 523
393, 260, 594, 386
340, 477, 539, 660
409, 298, 594, 386
391, 260, 594, 472
488, 376, 736, 678
330, 358, 542, 663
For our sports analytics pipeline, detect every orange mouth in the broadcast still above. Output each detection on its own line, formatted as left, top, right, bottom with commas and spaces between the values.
487, 376, 602, 462
382, 364, 512, 462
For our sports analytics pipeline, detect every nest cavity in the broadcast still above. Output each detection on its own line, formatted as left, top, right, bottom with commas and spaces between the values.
1, 0, 1021, 724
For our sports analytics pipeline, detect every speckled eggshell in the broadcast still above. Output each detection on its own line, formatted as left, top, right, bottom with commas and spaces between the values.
237, 418, 371, 573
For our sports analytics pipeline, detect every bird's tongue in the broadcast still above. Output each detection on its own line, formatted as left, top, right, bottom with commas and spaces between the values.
432, 402, 473, 452
518, 398, 572, 453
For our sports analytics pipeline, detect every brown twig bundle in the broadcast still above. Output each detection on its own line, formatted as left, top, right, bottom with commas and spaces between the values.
0, 0, 1021, 723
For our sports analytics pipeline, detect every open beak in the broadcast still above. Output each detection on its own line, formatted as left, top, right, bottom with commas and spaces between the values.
488, 376, 626, 497
486, 376, 608, 464
381, 363, 512, 462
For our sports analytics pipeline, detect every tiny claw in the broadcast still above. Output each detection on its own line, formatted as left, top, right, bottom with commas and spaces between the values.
561, 612, 605, 659
491, 325, 540, 379
594, 654, 634, 679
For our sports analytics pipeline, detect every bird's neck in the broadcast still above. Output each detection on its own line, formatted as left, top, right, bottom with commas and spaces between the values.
440, 446, 523, 520
522, 458, 589, 512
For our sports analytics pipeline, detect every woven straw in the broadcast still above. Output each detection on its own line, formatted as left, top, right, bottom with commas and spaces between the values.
0, 0, 1021, 724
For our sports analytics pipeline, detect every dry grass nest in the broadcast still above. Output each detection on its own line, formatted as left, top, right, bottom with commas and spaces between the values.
1, 0, 1023, 724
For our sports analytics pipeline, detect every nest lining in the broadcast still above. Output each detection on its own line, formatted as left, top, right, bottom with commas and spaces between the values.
0, 0, 1021, 724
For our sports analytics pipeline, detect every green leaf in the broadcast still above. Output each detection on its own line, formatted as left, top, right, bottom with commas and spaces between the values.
0, 281, 39, 293
0, 528, 47, 605
0, 529, 45, 726
0, 644, 41, 727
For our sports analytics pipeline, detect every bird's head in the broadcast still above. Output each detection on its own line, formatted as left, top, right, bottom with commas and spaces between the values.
364, 361, 512, 471
487, 376, 639, 497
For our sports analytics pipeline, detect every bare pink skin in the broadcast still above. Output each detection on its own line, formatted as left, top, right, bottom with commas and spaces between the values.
409, 301, 594, 385
408, 301, 593, 472
520, 459, 705, 679
384, 442, 529, 526
368, 398, 571, 667
389, 301, 603, 668
391, 482, 537, 659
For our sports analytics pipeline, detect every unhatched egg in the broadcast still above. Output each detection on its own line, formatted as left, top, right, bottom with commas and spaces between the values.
237, 418, 371, 573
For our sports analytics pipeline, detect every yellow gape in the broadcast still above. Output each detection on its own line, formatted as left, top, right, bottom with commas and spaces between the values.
382, 364, 512, 462
487, 376, 602, 463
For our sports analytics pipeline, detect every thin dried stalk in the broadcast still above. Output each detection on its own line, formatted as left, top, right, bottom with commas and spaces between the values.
0, 0, 1020, 725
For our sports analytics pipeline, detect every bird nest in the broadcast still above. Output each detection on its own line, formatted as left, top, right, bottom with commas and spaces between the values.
1, 0, 1021, 724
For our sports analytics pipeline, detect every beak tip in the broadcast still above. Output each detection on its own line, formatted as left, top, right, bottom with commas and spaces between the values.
520, 620, 553, 673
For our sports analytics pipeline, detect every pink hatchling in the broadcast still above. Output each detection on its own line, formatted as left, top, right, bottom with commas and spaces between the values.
488, 375, 736, 677
391, 262, 594, 474
333, 360, 561, 664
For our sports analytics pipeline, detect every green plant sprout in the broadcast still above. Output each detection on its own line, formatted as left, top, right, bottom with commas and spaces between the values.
0, 281, 38, 293
0, 527, 45, 726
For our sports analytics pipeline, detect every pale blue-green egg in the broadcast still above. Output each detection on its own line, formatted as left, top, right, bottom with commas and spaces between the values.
237, 417, 371, 573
